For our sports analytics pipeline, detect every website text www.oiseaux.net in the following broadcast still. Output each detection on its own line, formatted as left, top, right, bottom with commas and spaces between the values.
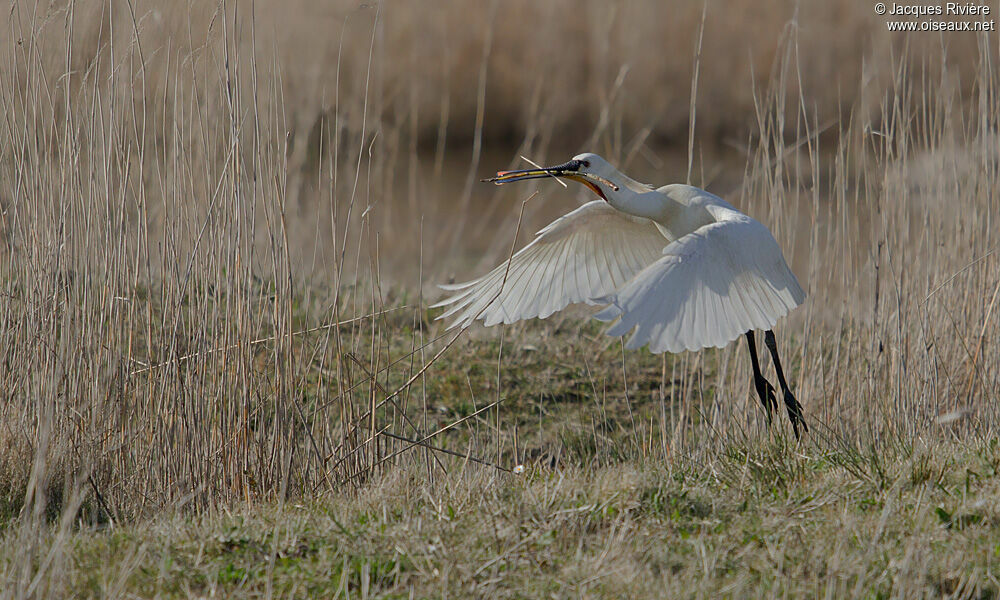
875, 3, 996, 31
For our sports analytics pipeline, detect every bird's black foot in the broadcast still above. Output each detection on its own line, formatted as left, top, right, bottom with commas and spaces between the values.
745, 331, 777, 423
752, 372, 778, 421
780, 388, 808, 440
764, 330, 807, 440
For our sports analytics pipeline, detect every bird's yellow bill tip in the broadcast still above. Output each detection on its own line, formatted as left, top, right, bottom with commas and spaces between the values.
482, 169, 549, 185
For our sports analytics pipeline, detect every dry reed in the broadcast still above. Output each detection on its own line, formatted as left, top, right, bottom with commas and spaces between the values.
0, 0, 997, 597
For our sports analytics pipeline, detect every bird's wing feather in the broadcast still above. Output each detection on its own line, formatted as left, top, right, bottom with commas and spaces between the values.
432, 201, 667, 329
594, 216, 805, 353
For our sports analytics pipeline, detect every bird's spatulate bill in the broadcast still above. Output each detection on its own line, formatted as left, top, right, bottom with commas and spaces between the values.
481, 160, 619, 190
481, 160, 581, 184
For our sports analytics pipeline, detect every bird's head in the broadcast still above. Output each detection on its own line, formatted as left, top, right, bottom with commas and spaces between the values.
483, 152, 620, 201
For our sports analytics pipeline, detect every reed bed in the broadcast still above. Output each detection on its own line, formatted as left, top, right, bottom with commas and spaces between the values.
0, 1, 997, 597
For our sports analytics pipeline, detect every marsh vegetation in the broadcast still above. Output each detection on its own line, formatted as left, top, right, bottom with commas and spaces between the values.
0, 1, 997, 597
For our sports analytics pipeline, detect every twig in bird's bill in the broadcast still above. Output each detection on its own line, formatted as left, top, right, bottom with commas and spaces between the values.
519, 155, 568, 187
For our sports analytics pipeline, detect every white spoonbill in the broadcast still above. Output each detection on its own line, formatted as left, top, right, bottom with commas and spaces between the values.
433, 153, 808, 437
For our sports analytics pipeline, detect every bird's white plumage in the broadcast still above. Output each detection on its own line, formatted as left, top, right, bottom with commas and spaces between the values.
593, 211, 805, 353
432, 201, 666, 329
436, 153, 806, 353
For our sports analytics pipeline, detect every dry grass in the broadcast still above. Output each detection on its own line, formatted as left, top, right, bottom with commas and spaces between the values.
0, 0, 998, 598
12, 445, 1000, 598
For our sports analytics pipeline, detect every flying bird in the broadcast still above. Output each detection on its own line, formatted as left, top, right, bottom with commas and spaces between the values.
433, 153, 807, 437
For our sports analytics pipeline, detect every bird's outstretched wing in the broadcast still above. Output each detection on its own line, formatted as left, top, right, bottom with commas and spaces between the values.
433, 201, 667, 329
595, 216, 805, 353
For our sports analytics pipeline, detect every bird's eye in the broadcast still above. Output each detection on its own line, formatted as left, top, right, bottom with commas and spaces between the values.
581, 160, 590, 167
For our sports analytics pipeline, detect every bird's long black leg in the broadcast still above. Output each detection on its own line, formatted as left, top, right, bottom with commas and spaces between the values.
764, 330, 807, 439
745, 331, 777, 421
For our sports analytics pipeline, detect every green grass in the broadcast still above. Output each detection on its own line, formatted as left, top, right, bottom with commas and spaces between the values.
5, 312, 999, 597
20, 431, 1000, 598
